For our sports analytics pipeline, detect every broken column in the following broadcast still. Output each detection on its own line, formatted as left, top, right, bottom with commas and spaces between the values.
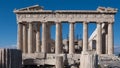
80, 52, 98, 68
0, 49, 22, 68
55, 56, 64, 68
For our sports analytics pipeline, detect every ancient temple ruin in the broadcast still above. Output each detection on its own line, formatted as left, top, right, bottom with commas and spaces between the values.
14, 5, 118, 68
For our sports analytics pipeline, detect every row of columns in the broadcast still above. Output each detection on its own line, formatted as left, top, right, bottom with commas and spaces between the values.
17, 22, 114, 54
82, 22, 114, 54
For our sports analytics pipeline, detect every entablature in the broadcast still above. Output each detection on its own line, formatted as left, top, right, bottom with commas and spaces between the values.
16, 13, 115, 23
14, 5, 117, 24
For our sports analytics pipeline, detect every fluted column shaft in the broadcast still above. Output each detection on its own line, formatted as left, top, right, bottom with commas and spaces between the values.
32, 26, 36, 53
55, 23, 62, 54
83, 22, 88, 52
41, 23, 47, 53
46, 24, 51, 53
28, 22, 33, 53
36, 23, 41, 52
97, 23, 102, 54
23, 24, 28, 53
105, 34, 108, 54
108, 23, 114, 54
17, 23, 23, 51
69, 23, 75, 54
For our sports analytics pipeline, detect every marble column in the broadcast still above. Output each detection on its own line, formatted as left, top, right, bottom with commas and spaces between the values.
55, 23, 62, 54
17, 23, 23, 52
108, 23, 114, 54
55, 56, 64, 68
83, 22, 88, 52
69, 23, 75, 54
33, 27, 36, 53
41, 23, 47, 53
105, 34, 108, 54
28, 22, 33, 53
97, 23, 102, 54
23, 23, 28, 53
46, 24, 51, 53
36, 23, 41, 52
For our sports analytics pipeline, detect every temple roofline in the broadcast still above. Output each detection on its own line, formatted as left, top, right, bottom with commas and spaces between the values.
14, 5, 118, 14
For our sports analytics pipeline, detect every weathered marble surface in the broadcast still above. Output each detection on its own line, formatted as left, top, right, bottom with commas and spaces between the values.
80, 51, 98, 68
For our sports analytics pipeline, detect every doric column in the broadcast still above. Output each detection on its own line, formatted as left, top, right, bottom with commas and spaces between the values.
36, 23, 41, 52
55, 22, 62, 54
46, 23, 51, 53
28, 22, 33, 53
69, 23, 75, 54
23, 23, 28, 53
97, 23, 102, 54
108, 23, 114, 54
83, 22, 88, 52
33, 26, 36, 53
41, 22, 47, 53
105, 34, 108, 54
17, 23, 23, 52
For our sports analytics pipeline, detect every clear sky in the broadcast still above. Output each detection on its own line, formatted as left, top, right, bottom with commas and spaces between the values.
0, 0, 120, 48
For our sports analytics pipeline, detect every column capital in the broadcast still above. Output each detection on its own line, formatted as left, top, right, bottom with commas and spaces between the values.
83, 21, 89, 24
69, 22, 75, 24
28, 22, 33, 24
96, 22, 103, 24
108, 22, 114, 24
22, 22, 28, 25
18, 22, 23, 24
55, 22, 61, 24
41, 22, 47, 24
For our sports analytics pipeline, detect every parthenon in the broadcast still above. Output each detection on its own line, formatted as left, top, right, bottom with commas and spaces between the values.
13, 5, 119, 68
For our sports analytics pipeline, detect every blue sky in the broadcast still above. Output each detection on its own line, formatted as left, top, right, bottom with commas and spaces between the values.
0, 0, 120, 48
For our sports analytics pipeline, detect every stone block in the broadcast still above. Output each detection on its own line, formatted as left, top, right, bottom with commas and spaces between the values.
55, 56, 64, 68
35, 52, 46, 59
80, 51, 98, 68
